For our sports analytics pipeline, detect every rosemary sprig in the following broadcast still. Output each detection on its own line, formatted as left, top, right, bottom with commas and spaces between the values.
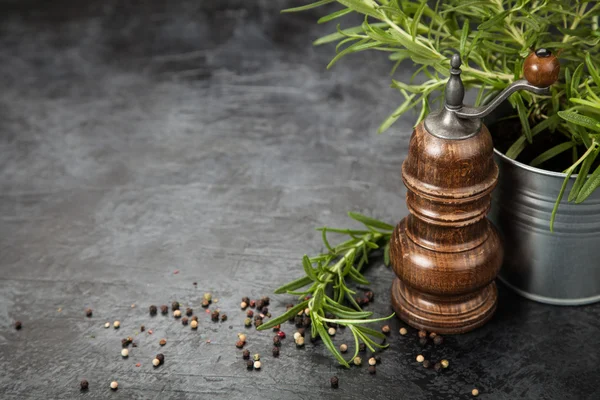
257, 212, 395, 367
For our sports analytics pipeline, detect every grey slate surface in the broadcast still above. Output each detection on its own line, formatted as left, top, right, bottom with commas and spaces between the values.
0, 1, 598, 399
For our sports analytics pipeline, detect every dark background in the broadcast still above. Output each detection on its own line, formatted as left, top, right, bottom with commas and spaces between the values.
0, 1, 598, 399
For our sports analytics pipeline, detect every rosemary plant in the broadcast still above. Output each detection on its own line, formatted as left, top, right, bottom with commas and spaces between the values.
284, 0, 600, 229
257, 212, 394, 367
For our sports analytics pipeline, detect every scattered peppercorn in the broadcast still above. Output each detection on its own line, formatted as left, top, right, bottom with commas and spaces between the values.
140, 325, 145, 332
368, 365, 376, 374
242, 296, 250, 304
261, 296, 270, 305
441, 359, 449, 369
277, 331, 286, 339
246, 360, 254, 370
160, 305, 168, 314
472, 389, 479, 397
156, 353, 164, 364
272, 347, 280, 357
211, 310, 220, 322
80, 380, 89, 391
293, 332, 302, 341
182, 317, 189, 325
416, 355, 425, 363
254, 319, 263, 328
110, 381, 118, 390
381, 325, 390, 334
372, 354, 382, 364
330, 376, 339, 388
113, 321, 120, 329
273, 336, 281, 346
244, 318, 252, 327
294, 315, 302, 326
353, 356, 362, 366
368, 357, 377, 366
121, 349, 129, 358
159, 338, 167, 346
201, 299, 210, 308
253, 353, 260, 361
253, 361, 261, 369
249, 300, 256, 308
242, 349, 250, 359
121, 337, 132, 347
14, 321, 22, 330
152, 358, 160, 367
186, 308, 193, 316
220, 314, 227, 322
295, 337, 305, 347
261, 307, 268, 314
104, 322, 110, 328
433, 335, 444, 346
328, 327, 336, 336
85, 308, 93, 317
419, 337, 428, 346
422, 360, 431, 369
132, 342, 138, 348
172, 301, 180, 311
173, 310, 182, 318
246, 310, 254, 318
240, 301, 248, 310
429, 332, 437, 338
359, 343, 366, 352
191, 315, 198, 322
418, 330, 427, 338
434, 362, 442, 372
236, 340, 245, 349
399, 327, 407, 335
340, 344, 348, 353
191, 320, 198, 329
365, 291, 374, 302
256, 300, 265, 310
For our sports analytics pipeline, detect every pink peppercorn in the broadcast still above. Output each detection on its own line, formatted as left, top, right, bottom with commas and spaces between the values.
277, 331, 286, 339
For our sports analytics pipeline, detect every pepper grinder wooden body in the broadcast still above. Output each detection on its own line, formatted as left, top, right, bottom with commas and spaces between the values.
390, 52, 558, 334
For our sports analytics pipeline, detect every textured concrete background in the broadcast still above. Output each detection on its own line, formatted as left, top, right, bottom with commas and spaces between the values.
0, 1, 598, 399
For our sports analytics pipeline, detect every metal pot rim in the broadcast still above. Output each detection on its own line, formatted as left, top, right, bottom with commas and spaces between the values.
494, 148, 581, 180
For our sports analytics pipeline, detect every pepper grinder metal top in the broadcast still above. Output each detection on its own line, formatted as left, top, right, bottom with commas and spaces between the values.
424, 53, 553, 140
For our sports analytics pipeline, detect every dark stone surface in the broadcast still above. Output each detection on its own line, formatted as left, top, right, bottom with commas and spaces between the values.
0, 1, 598, 399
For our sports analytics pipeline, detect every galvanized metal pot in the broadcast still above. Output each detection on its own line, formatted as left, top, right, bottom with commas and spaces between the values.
489, 150, 600, 305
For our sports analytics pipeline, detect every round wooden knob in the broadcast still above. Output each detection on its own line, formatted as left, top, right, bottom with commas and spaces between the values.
523, 48, 560, 88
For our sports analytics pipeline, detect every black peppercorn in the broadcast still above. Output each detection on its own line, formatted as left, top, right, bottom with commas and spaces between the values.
201, 299, 210, 308
246, 360, 254, 370
160, 305, 168, 315
261, 307, 269, 314
182, 317, 189, 325
256, 300, 265, 310
149, 305, 157, 316
330, 376, 339, 389
272, 347, 280, 357
242, 349, 250, 359
273, 336, 281, 346
254, 319, 263, 328
434, 362, 442, 372
186, 308, 193, 316
355, 296, 364, 306
140, 325, 145, 332
249, 300, 256, 308
294, 315, 302, 326
302, 317, 311, 327
242, 296, 250, 304
371, 354, 381, 364
365, 291, 374, 302
121, 338, 130, 348
297, 327, 305, 337
359, 343, 366, 352
261, 296, 270, 305
418, 330, 427, 338
423, 360, 431, 369
221, 314, 228, 322
132, 342, 138, 348
85, 308, 93, 317
433, 335, 444, 346
156, 353, 164, 364
191, 315, 198, 322
80, 380, 89, 391
272, 324, 280, 332
14, 321, 22, 330
368, 365, 376, 374
211, 310, 220, 322
419, 337, 428, 346
171, 301, 180, 311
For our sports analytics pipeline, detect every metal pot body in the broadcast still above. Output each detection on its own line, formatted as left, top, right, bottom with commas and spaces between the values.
489, 149, 600, 305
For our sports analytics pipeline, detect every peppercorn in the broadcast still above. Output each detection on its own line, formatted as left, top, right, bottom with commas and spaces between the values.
359, 343, 366, 352
373, 354, 382, 364
272, 347, 280, 357
353, 356, 362, 366
295, 336, 305, 347
85, 308, 93, 317
246, 360, 254, 370
244, 318, 252, 327
211, 310, 220, 322
273, 336, 281, 346
238, 333, 247, 342
80, 380, 89, 391
441, 359, 449, 369
253, 353, 260, 361
330, 376, 339, 388
242, 349, 250, 359
296, 328, 305, 337
272, 324, 280, 331
132, 342, 138, 348
113, 321, 120, 329
368, 365, 376, 375
416, 355, 425, 363
110, 381, 118, 390
399, 327, 407, 335
173, 310, 182, 318
302, 317, 311, 327
104, 322, 110, 328
152, 358, 160, 367
121, 337, 131, 347
156, 353, 164, 364
191, 320, 198, 329
242, 296, 250, 305
159, 338, 167, 346
172, 301, 180, 311
256, 300, 265, 310
418, 330, 427, 338
160, 305, 168, 314
140, 325, 145, 332
422, 359, 431, 369
246, 310, 254, 318
365, 291, 374, 302
419, 337, 428, 347
201, 299, 210, 308
186, 308, 193, 316
340, 344, 348, 353
429, 332, 437, 338
472, 389, 479, 397
236, 340, 245, 349
328, 327, 336, 336
249, 300, 256, 308
253, 361, 261, 369
203, 293, 212, 302
368, 357, 376, 366
434, 362, 442, 372
191, 315, 198, 322
182, 317, 189, 325
14, 321, 22, 330
254, 319, 263, 328
294, 315, 302, 326
381, 325, 390, 334
220, 314, 227, 322
261, 296, 270, 306
433, 335, 444, 346
121, 349, 129, 358
304, 308, 311, 316
293, 332, 302, 341
277, 331, 286, 339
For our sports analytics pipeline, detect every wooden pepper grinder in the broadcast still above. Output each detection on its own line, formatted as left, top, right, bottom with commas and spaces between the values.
390, 52, 559, 334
